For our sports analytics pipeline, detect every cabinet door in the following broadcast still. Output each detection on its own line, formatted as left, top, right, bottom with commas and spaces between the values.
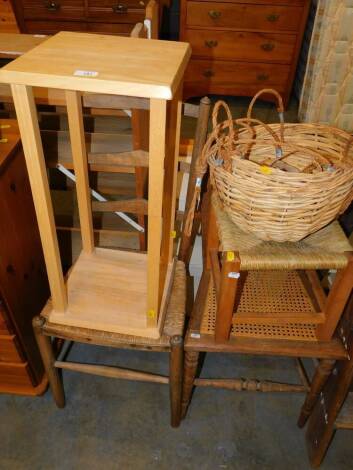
0, 140, 49, 384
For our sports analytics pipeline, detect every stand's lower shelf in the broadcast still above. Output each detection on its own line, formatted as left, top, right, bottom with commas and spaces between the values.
48, 248, 171, 339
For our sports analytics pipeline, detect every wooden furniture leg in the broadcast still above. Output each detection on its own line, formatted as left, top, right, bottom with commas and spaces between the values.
33, 316, 65, 408
298, 358, 336, 428
147, 97, 167, 325
317, 253, 353, 341
215, 252, 241, 342
181, 350, 200, 419
131, 108, 149, 251
169, 335, 183, 427
179, 96, 211, 266
203, 190, 219, 270
11, 84, 67, 313
305, 336, 353, 467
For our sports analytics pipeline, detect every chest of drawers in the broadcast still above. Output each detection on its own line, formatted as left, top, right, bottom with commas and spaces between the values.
0, 119, 49, 395
10, 0, 147, 35
180, 0, 311, 106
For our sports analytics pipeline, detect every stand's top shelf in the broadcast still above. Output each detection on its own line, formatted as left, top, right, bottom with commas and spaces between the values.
0, 32, 191, 100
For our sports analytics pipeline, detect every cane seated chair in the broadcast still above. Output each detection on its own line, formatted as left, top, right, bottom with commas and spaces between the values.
181, 135, 353, 427
33, 260, 186, 427
207, 193, 353, 344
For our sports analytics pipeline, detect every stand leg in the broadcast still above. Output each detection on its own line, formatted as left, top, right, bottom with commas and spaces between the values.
298, 359, 335, 428
169, 335, 183, 427
33, 316, 65, 408
181, 350, 200, 419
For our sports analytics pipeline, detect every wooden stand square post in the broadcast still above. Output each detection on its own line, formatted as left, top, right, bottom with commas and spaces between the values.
65, 89, 94, 254
147, 83, 183, 328
11, 83, 67, 313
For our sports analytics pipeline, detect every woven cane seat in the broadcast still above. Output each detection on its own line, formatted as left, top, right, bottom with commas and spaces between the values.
212, 194, 352, 270
41, 261, 186, 350
201, 273, 318, 341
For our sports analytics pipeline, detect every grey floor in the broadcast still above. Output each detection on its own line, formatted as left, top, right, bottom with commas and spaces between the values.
1, 97, 352, 469
1, 345, 353, 469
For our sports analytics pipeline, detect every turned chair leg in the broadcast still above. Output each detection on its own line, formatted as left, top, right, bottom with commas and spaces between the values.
33, 316, 65, 408
169, 335, 183, 428
181, 350, 200, 419
297, 358, 335, 428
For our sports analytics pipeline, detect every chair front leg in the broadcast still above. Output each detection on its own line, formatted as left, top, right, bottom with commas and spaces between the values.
181, 350, 200, 419
169, 335, 183, 428
33, 316, 65, 408
297, 358, 335, 428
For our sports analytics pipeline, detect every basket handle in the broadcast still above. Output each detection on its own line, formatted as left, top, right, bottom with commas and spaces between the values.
236, 117, 284, 160
344, 136, 353, 159
247, 88, 285, 142
212, 100, 236, 145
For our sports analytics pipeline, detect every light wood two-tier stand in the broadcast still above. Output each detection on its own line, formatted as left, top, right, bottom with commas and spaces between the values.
0, 31, 191, 339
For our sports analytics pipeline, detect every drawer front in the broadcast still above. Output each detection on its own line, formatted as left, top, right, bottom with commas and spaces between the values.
87, 22, 136, 35
0, 335, 23, 363
25, 20, 87, 33
184, 29, 296, 63
190, 0, 305, 4
87, 1, 145, 21
22, 0, 85, 20
0, 362, 34, 389
186, 2, 303, 31
184, 59, 290, 90
88, 0, 146, 10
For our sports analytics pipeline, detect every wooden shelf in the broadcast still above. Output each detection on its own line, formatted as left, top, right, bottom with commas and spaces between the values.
49, 248, 172, 338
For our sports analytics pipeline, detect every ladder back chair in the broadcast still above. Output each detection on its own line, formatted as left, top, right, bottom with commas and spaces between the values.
179, 101, 353, 428
30, 95, 210, 427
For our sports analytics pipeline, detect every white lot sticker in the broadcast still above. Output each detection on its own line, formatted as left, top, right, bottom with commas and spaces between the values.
74, 70, 99, 78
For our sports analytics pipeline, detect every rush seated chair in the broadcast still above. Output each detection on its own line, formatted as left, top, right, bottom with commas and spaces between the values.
180, 128, 353, 429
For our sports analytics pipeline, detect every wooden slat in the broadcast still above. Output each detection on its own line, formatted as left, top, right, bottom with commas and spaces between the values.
66, 90, 94, 253
11, 84, 67, 312
83, 94, 150, 110
92, 198, 148, 215
55, 361, 169, 384
88, 150, 149, 168
185, 331, 348, 360
232, 311, 325, 325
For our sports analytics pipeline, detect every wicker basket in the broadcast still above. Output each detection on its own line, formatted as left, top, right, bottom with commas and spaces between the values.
186, 89, 353, 243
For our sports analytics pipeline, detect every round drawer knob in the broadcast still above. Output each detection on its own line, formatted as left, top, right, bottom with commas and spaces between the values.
112, 4, 128, 13
208, 10, 221, 19
261, 43, 275, 52
203, 69, 214, 78
46, 1, 60, 11
205, 40, 218, 48
267, 14, 280, 22
257, 73, 269, 81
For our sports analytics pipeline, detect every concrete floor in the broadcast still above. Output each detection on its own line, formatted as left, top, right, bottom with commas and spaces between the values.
1, 345, 353, 469
1, 97, 352, 469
